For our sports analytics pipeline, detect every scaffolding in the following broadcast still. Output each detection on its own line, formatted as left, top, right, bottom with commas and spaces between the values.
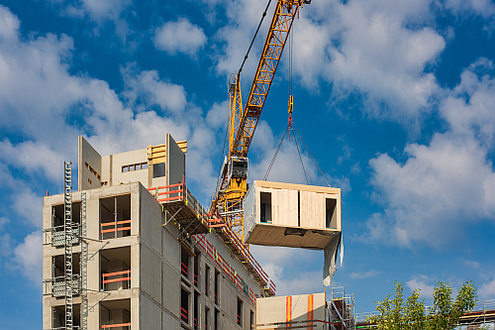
328, 286, 356, 330
80, 191, 88, 330
64, 161, 74, 330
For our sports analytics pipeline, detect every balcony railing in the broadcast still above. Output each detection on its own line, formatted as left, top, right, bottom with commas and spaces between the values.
100, 323, 131, 329
100, 220, 131, 238
102, 270, 131, 291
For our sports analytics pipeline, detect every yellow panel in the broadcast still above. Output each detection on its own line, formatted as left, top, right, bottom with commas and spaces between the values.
176, 140, 187, 153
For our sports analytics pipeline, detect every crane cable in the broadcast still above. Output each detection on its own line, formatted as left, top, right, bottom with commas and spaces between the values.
263, 122, 331, 187
238, 0, 273, 75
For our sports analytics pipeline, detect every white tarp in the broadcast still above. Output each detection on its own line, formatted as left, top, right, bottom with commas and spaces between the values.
323, 232, 343, 286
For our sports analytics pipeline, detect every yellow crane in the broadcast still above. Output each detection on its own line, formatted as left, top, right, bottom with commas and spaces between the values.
211, 0, 310, 242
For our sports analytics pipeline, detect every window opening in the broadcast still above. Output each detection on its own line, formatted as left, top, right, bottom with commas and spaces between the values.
53, 304, 81, 328
193, 252, 200, 287
51, 202, 81, 246
237, 298, 243, 326
214, 308, 219, 330
205, 307, 210, 330
181, 246, 190, 280
326, 198, 337, 229
181, 287, 189, 324
205, 264, 210, 296
100, 247, 131, 291
100, 194, 131, 240
260, 192, 272, 223
153, 163, 166, 178
100, 299, 131, 329
214, 269, 220, 305
49, 254, 81, 297
194, 291, 199, 330
250, 310, 254, 330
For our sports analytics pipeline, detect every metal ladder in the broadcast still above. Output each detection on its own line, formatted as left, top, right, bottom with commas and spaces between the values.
64, 162, 73, 330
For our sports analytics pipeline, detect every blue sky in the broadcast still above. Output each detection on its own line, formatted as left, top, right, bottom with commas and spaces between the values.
1, 0, 495, 328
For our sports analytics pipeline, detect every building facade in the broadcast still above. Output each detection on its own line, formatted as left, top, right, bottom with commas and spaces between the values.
42, 135, 273, 330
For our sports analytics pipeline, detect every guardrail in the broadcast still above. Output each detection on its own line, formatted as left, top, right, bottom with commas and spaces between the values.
102, 270, 130, 291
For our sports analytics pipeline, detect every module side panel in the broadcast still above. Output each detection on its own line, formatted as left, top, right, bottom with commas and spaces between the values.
79, 135, 102, 191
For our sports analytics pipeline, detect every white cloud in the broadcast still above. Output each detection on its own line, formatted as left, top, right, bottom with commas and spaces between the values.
364, 59, 495, 248
0, 140, 64, 182
349, 269, 379, 279
122, 65, 188, 114
479, 277, 495, 298
462, 259, 480, 268
406, 275, 434, 297
154, 18, 207, 57
0, 5, 19, 40
445, 0, 495, 19
13, 232, 42, 286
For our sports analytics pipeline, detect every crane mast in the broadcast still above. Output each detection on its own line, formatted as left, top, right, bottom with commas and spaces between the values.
212, 0, 308, 241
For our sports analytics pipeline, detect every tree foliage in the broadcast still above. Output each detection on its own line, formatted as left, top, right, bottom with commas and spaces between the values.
368, 280, 478, 330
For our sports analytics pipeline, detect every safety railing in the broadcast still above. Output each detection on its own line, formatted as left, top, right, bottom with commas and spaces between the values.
100, 323, 131, 329
181, 262, 188, 277
102, 270, 130, 291
193, 234, 259, 304
43, 224, 80, 247
181, 307, 188, 323
43, 275, 81, 297
100, 220, 131, 237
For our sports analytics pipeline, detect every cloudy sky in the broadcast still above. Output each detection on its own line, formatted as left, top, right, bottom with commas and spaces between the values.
1, 0, 495, 327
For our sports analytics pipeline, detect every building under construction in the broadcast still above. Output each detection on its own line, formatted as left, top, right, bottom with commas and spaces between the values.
43, 135, 277, 329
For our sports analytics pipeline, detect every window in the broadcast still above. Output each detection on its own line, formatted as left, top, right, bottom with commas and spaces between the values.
181, 246, 190, 280
100, 247, 131, 291
153, 163, 165, 178
237, 298, 243, 326
88, 178, 92, 185
326, 198, 337, 228
100, 299, 131, 329
181, 288, 190, 324
193, 252, 200, 287
194, 291, 199, 330
260, 192, 272, 223
214, 270, 220, 305
250, 310, 254, 330
85, 161, 101, 181
121, 162, 148, 173
214, 308, 219, 330
205, 265, 210, 296
100, 194, 131, 239
205, 307, 210, 330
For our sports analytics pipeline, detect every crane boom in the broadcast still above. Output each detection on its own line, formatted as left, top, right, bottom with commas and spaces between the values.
212, 0, 308, 241
233, 0, 303, 157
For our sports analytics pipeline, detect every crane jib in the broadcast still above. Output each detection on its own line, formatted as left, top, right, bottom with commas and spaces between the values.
231, 0, 302, 157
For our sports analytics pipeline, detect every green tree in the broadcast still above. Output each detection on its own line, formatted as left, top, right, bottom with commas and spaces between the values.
368, 280, 478, 330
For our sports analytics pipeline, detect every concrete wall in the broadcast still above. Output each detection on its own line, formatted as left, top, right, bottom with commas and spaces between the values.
78, 136, 102, 191
111, 148, 148, 187
165, 133, 185, 186
256, 293, 326, 330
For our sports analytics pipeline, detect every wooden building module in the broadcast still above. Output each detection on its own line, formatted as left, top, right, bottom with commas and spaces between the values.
244, 181, 341, 249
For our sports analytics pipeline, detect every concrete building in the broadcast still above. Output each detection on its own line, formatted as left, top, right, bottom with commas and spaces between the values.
42, 135, 275, 330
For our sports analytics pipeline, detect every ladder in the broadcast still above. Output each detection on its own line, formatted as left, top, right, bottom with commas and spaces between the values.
64, 162, 73, 330
80, 191, 88, 330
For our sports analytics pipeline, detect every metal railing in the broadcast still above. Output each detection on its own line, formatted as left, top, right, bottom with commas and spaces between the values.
43, 224, 80, 247
43, 275, 81, 297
